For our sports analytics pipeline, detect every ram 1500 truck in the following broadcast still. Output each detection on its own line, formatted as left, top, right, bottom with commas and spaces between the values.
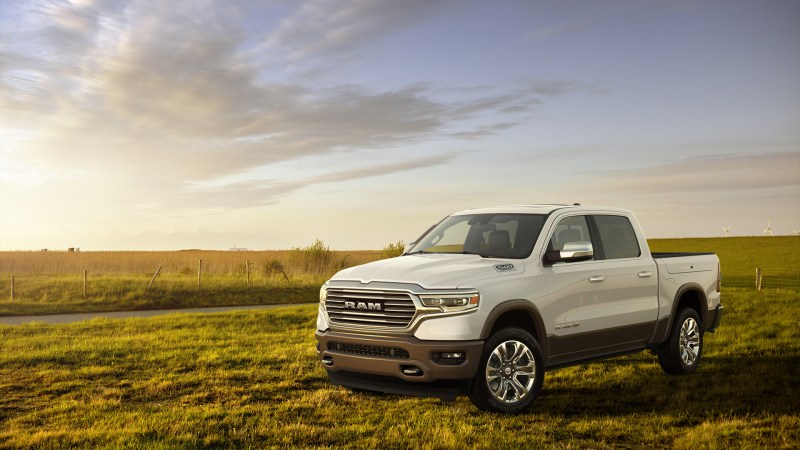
315, 205, 723, 413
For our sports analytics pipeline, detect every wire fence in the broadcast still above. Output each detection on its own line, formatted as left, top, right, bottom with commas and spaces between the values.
721, 266, 800, 291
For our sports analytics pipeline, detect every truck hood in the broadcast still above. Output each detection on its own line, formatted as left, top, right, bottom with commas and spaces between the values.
330, 253, 525, 289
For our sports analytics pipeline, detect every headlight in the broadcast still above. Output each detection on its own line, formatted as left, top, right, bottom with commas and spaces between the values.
319, 283, 328, 304
419, 292, 479, 312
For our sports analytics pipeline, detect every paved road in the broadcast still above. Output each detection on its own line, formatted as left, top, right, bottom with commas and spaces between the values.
0, 303, 306, 326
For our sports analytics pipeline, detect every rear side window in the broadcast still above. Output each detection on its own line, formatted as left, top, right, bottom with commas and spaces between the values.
594, 215, 641, 259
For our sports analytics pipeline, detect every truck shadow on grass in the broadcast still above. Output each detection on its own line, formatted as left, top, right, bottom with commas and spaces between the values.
531, 354, 799, 417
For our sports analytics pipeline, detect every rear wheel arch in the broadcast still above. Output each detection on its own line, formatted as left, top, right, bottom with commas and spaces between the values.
654, 284, 708, 344
672, 284, 707, 326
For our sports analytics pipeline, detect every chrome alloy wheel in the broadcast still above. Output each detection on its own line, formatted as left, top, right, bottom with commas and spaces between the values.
485, 340, 536, 404
679, 317, 701, 366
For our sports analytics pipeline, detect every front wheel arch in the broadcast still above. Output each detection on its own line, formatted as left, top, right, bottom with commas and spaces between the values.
479, 300, 548, 360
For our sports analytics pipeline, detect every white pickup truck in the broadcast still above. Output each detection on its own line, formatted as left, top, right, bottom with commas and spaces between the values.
315, 205, 723, 413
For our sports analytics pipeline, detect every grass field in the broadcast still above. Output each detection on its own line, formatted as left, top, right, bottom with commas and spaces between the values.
1, 237, 798, 317
1, 288, 798, 448
0, 248, 381, 316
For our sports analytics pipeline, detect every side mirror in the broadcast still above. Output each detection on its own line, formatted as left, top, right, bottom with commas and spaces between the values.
546, 241, 594, 264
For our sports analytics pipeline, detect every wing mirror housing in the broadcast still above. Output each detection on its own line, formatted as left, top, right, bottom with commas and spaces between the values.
546, 241, 594, 264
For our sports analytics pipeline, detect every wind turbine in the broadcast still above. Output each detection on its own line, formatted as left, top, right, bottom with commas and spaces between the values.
792, 229, 800, 236
763, 219, 774, 236
722, 226, 732, 237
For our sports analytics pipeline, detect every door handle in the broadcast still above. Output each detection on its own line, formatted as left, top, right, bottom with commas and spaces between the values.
638, 271, 653, 278
589, 275, 605, 282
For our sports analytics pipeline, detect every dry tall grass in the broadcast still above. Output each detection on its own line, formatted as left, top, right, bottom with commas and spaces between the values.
0, 249, 382, 277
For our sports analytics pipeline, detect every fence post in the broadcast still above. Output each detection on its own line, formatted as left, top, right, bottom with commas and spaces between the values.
147, 266, 162, 290
10, 276, 13, 301
83, 270, 87, 297
246, 259, 250, 287
756, 267, 762, 291
198, 259, 202, 287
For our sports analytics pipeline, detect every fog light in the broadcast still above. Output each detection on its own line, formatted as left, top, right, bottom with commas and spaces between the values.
432, 351, 467, 365
401, 365, 423, 376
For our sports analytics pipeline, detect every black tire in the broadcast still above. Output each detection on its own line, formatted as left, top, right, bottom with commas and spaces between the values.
468, 327, 544, 414
658, 308, 703, 375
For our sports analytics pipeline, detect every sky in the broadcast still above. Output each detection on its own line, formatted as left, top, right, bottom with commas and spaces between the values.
1, 0, 798, 251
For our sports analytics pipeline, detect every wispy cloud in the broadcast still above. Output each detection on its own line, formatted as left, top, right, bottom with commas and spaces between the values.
263, 0, 455, 62
524, 18, 594, 43
597, 152, 800, 193
178, 152, 466, 210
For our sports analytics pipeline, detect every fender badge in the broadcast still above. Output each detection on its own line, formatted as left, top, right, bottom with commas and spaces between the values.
494, 263, 516, 272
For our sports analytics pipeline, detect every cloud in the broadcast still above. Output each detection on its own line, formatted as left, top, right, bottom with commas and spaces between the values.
1, 0, 597, 214
264, 0, 454, 62
178, 151, 465, 210
525, 18, 594, 43
596, 152, 800, 193
2, 1, 589, 176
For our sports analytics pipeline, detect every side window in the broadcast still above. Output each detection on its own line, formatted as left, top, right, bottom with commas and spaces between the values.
595, 215, 641, 259
549, 216, 591, 252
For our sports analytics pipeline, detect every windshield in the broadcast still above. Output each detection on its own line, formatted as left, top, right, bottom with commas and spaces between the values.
406, 214, 546, 259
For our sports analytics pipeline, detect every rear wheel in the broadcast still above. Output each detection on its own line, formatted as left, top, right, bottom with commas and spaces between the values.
468, 328, 543, 414
658, 308, 703, 374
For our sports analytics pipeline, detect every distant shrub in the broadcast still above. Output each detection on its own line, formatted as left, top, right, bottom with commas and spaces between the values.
382, 241, 405, 258
263, 259, 290, 283
290, 239, 334, 274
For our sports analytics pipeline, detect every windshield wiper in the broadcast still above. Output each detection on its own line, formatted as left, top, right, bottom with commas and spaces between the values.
460, 251, 488, 258
403, 250, 427, 255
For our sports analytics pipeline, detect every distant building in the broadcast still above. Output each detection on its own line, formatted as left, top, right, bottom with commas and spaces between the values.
229, 246, 248, 251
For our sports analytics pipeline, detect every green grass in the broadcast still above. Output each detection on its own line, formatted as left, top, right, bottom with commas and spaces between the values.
0, 273, 324, 316
1, 289, 798, 449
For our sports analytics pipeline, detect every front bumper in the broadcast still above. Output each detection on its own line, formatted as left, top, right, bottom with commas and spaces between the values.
315, 330, 483, 385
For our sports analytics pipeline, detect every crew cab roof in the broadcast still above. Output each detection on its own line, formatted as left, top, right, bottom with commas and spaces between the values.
450, 204, 635, 216
450, 204, 570, 216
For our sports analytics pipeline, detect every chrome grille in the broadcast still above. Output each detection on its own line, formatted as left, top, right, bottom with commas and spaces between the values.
325, 288, 417, 328
327, 341, 410, 359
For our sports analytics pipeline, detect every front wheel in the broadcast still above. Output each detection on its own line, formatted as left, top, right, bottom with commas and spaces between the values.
658, 308, 703, 374
468, 328, 544, 414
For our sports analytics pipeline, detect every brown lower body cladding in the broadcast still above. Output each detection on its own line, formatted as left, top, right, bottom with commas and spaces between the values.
315, 330, 483, 399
